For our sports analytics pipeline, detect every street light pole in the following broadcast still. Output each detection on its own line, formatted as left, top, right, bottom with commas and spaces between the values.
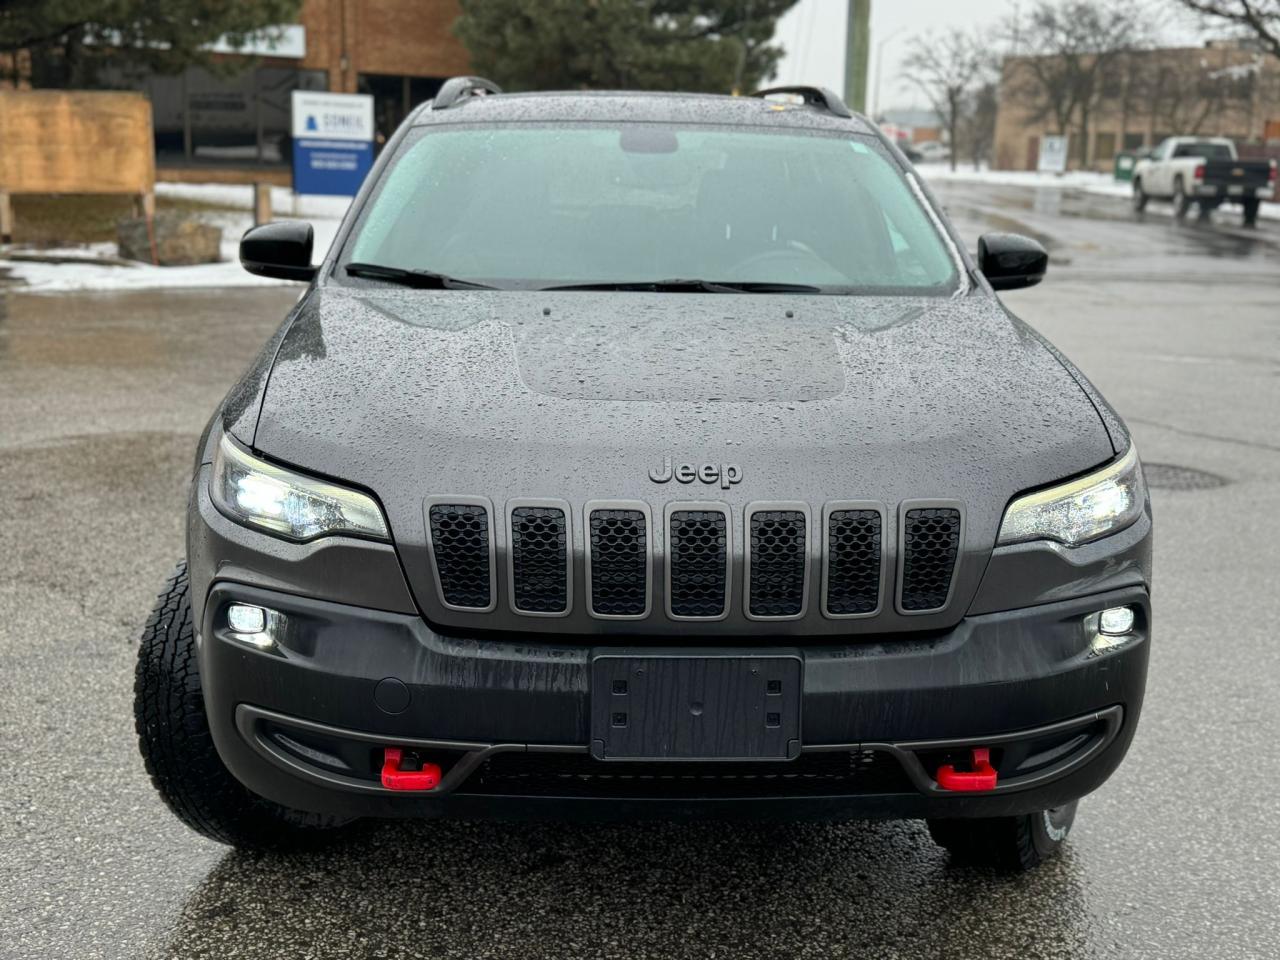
872, 27, 905, 121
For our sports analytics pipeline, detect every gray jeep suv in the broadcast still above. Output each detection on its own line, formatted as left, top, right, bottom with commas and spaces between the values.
135, 79, 1151, 872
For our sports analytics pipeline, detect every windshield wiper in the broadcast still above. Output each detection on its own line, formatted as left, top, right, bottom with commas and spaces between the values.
540, 278, 822, 294
345, 262, 496, 290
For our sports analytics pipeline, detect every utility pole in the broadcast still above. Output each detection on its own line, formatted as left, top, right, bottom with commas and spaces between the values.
844, 0, 871, 113
732, 0, 756, 95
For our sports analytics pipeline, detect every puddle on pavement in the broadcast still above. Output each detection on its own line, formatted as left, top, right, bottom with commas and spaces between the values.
0, 286, 295, 370
1142, 463, 1230, 490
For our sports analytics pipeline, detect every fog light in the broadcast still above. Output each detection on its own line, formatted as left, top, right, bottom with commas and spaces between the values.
228, 603, 267, 634
1099, 606, 1135, 636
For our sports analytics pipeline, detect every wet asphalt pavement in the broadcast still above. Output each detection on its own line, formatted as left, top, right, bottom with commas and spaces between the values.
2, 181, 1279, 959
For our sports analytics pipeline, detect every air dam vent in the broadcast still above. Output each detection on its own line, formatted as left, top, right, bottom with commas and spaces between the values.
510, 504, 569, 615
825, 508, 882, 616
588, 507, 649, 618
667, 508, 729, 619
747, 508, 807, 618
427, 502, 493, 610
900, 506, 961, 612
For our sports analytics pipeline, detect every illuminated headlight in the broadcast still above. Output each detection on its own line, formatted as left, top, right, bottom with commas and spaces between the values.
997, 446, 1145, 547
211, 432, 389, 542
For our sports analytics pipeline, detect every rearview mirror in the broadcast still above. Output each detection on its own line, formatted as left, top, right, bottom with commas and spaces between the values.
240, 221, 316, 282
977, 233, 1048, 291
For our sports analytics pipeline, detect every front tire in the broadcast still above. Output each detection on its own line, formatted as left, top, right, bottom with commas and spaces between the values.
1131, 178, 1148, 212
134, 562, 351, 849
927, 801, 1078, 872
1172, 177, 1192, 220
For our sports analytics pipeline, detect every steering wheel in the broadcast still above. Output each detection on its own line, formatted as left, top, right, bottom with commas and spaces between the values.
725, 246, 835, 280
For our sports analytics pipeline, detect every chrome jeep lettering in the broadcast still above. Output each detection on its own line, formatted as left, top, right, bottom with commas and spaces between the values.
649, 458, 743, 489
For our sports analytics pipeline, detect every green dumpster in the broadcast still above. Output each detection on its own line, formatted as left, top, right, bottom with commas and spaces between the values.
1114, 152, 1138, 181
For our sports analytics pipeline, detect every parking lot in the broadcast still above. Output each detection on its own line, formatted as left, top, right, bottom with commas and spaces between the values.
2, 181, 1278, 959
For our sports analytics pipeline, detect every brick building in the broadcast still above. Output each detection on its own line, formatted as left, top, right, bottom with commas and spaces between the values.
993, 40, 1280, 171
0, 0, 472, 183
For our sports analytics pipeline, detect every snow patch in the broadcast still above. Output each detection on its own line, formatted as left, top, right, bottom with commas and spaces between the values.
916, 161, 1278, 220
1, 184, 351, 293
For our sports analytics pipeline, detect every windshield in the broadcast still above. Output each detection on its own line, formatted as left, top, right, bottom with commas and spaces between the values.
1172, 141, 1233, 160
343, 124, 959, 294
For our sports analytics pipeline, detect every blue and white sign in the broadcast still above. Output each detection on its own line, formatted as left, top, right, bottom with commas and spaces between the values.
291, 91, 375, 196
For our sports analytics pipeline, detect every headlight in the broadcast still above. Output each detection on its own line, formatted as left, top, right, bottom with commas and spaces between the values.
211, 432, 389, 542
997, 446, 1144, 547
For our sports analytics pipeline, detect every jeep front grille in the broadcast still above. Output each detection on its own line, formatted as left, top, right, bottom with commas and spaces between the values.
587, 508, 649, 617
900, 506, 961, 612
427, 502, 493, 610
824, 507, 882, 616
510, 505, 569, 614
667, 508, 729, 619
422, 498, 966, 624
747, 508, 807, 618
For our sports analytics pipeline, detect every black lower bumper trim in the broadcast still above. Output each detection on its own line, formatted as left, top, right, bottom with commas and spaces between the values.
236, 703, 1123, 803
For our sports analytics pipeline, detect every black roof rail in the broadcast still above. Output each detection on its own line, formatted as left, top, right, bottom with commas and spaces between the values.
432, 76, 503, 111
750, 85, 852, 119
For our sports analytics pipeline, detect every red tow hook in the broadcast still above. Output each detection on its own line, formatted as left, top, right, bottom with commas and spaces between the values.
380, 747, 442, 791
936, 747, 998, 792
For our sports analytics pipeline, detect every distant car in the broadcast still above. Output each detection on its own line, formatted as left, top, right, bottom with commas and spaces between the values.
1132, 136, 1276, 226
900, 143, 924, 163
135, 78, 1151, 873
914, 140, 951, 163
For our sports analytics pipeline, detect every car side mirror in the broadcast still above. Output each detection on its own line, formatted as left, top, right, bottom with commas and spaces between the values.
240, 221, 317, 282
978, 233, 1048, 291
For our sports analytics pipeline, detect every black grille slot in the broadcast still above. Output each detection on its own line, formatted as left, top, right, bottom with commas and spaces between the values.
427, 503, 491, 609
510, 506, 568, 614
748, 510, 807, 617
588, 509, 648, 617
826, 509, 882, 615
462, 750, 914, 798
668, 510, 728, 618
901, 507, 961, 611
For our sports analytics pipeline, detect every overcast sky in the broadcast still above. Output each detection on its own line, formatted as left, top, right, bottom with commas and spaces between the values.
772, 0, 1211, 116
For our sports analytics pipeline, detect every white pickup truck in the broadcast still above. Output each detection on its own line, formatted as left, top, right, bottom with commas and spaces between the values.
1132, 137, 1275, 226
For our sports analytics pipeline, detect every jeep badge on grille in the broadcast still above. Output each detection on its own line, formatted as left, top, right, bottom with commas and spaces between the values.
649, 457, 742, 489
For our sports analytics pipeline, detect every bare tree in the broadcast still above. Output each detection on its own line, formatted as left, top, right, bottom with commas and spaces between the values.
1148, 52, 1260, 135
1177, 1, 1280, 58
903, 30, 989, 171
958, 80, 1000, 169
1005, 1, 1151, 168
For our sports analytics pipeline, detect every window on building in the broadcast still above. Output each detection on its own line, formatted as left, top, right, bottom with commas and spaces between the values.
142, 65, 327, 169
1094, 132, 1117, 162
358, 74, 447, 149
1123, 132, 1146, 150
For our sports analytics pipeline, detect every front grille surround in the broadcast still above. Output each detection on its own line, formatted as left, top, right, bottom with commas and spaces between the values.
584, 500, 653, 620
423, 496, 497, 613
896, 499, 963, 615
506, 498, 573, 617
743, 501, 811, 621
664, 501, 732, 621
821, 501, 886, 619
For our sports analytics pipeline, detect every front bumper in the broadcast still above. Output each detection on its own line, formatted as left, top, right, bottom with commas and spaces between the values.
199, 579, 1149, 821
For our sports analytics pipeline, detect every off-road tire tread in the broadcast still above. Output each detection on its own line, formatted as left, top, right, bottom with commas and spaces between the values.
926, 809, 1064, 873
134, 562, 348, 848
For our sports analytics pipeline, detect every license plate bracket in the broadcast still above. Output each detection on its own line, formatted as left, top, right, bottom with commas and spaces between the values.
590, 653, 802, 761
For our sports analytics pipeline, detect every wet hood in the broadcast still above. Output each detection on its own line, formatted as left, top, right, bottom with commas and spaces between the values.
248, 287, 1114, 635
